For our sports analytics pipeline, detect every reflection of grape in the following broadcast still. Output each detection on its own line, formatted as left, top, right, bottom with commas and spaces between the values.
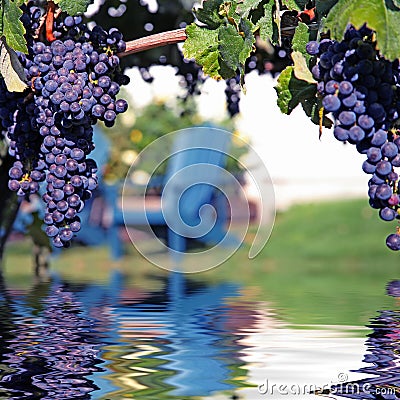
3, 3, 130, 247
0, 285, 102, 398
307, 24, 400, 250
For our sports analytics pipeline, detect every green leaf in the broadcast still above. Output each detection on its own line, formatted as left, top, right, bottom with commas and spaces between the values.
236, 0, 263, 17
183, 24, 222, 79
316, 0, 339, 16
257, 1, 277, 43
184, 19, 255, 81
324, 0, 400, 60
219, 25, 244, 70
292, 22, 310, 61
292, 51, 316, 83
219, 19, 255, 78
193, 0, 225, 29
280, 0, 304, 11
276, 65, 332, 128
1, 0, 27, 53
219, 1, 241, 26
393, 0, 400, 9
0, 37, 27, 92
239, 19, 256, 64
55, 0, 93, 15
275, 66, 316, 114
302, 96, 333, 128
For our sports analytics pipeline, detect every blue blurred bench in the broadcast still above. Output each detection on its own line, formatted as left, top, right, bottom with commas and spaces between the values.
105, 126, 234, 260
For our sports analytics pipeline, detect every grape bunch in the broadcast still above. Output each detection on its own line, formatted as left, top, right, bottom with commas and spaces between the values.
306, 25, 400, 251
4, 3, 129, 248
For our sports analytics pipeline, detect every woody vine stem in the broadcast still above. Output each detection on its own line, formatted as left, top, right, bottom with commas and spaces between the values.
119, 28, 188, 57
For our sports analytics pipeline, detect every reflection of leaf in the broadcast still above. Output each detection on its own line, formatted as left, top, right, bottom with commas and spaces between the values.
0, 38, 27, 92
325, 0, 400, 60
292, 51, 316, 83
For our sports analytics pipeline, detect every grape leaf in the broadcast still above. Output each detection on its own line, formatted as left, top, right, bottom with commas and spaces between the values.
219, 1, 241, 26
315, 0, 339, 16
275, 66, 316, 114
184, 19, 255, 81
183, 24, 221, 79
302, 96, 333, 129
257, 1, 278, 44
291, 51, 316, 83
276, 65, 332, 128
324, 0, 400, 60
236, 0, 264, 17
219, 19, 255, 77
55, 0, 93, 16
0, 0, 27, 53
291, 22, 310, 61
219, 25, 244, 72
0, 37, 27, 92
238, 19, 256, 64
280, 0, 304, 11
193, 0, 225, 29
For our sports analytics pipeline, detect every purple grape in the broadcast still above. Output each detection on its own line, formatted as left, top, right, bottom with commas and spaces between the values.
376, 184, 392, 200
380, 207, 396, 221
382, 142, 398, 159
376, 160, 392, 176
386, 234, 400, 251
46, 225, 59, 237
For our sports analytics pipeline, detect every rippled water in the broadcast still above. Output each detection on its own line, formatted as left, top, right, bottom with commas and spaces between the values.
0, 272, 398, 399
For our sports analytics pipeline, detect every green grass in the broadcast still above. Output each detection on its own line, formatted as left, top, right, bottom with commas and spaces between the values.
3, 198, 399, 327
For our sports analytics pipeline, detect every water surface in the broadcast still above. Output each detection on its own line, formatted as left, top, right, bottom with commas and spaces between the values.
0, 271, 398, 399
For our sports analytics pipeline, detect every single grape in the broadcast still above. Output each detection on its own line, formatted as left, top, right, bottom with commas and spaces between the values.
367, 147, 382, 163
349, 126, 365, 142
358, 115, 375, 130
386, 234, 400, 251
338, 111, 356, 126
362, 160, 376, 174
376, 184, 392, 200
380, 207, 396, 221
46, 225, 59, 237
339, 81, 353, 95
115, 99, 128, 113
376, 160, 392, 176
382, 142, 398, 159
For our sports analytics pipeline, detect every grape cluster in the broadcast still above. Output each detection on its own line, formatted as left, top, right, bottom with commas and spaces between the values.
225, 75, 241, 117
307, 25, 400, 251
4, 3, 129, 248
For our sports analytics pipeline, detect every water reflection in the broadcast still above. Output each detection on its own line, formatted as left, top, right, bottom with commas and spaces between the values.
332, 280, 400, 400
0, 272, 252, 399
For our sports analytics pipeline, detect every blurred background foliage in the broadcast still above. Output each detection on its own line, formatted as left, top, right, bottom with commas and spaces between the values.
99, 96, 248, 183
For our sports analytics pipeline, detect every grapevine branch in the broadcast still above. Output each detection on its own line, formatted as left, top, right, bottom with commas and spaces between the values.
118, 28, 187, 57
